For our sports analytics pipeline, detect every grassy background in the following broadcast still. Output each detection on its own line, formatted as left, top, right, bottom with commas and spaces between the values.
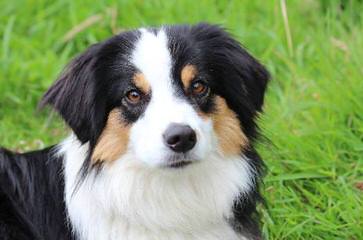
0, 0, 362, 239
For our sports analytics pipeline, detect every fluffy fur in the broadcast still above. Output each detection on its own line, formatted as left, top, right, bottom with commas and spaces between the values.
0, 23, 269, 240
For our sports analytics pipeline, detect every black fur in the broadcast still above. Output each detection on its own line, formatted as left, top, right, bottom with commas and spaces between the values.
2, 23, 269, 239
0, 147, 73, 240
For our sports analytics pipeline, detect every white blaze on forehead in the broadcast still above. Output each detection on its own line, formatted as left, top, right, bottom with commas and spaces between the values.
130, 29, 181, 120
131, 29, 172, 87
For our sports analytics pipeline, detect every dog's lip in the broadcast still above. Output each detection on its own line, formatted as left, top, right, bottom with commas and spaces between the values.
166, 160, 193, 168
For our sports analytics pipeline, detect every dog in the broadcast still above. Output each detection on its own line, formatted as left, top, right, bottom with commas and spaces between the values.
0, 23, 269, 240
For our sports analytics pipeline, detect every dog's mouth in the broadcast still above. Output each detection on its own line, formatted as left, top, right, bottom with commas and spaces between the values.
163, 153, 196, 169
167, 160, 193, 168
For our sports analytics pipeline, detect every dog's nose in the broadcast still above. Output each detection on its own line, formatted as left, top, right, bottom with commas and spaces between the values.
163, 123, 197, 153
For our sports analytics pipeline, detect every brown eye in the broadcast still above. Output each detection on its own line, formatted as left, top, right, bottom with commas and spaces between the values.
191, 81, 208, 95
126, 90, 142, 103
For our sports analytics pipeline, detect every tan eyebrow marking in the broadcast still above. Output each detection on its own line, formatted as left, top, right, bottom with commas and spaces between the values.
133, 73, 150, 93
181, 64, 198, 90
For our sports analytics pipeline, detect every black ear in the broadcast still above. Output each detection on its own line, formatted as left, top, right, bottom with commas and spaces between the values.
40, 44, 106, 143
227, 42, 270, 113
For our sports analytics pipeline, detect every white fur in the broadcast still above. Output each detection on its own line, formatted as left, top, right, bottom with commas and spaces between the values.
61, 135, 251, 240
61, 29, 254, 240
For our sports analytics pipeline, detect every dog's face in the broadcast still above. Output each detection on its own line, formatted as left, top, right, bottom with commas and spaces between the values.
42, 24, 269, 170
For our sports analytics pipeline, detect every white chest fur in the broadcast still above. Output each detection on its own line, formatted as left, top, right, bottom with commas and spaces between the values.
60, 136, 252, 240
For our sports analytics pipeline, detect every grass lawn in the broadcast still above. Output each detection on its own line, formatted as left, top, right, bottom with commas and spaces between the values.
0, 0, 362, 239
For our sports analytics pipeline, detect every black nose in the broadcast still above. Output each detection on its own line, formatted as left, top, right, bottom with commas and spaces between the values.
163, 123, 197, 153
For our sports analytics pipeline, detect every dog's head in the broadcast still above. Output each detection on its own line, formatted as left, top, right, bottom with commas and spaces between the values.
42, 23, 269, 170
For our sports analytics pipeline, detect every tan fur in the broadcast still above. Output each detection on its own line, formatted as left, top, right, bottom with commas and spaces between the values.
211, 96, 248, 156
133, 73, 150, 93
181, 65, 197, 89
92, 109, 130, 163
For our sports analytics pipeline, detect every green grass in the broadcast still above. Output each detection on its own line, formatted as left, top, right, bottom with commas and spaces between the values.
0, 0, 362, 239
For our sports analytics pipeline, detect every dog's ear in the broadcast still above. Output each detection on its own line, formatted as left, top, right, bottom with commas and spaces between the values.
225, 42, 270, 113
40, 44, 106, 143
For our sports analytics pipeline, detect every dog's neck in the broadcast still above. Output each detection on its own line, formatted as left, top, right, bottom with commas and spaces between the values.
59, 135, 252, 240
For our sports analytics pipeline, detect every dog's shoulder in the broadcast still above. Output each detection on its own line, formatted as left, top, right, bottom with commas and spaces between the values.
0, 146, 73, 240
0, 147, 42, 239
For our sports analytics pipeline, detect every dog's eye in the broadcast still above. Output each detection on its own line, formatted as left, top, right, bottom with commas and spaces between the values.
191, 81, 208, 96
125, 89, 142, 104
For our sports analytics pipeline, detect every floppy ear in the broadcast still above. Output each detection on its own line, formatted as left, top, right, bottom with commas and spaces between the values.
40, 44, 106, 143
227, 42, 269, 113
